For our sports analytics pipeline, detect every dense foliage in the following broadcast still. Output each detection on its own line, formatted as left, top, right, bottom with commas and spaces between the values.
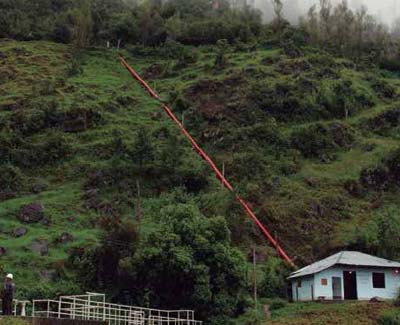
70, 203, 249, 323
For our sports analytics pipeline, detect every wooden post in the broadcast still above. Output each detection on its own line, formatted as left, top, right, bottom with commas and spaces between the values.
136, 180, 142, 235
222, 163, 225, 188
253, 248, 258, 308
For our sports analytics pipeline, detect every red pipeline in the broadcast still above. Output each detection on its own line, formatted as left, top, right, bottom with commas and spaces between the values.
120, 56, 295, 268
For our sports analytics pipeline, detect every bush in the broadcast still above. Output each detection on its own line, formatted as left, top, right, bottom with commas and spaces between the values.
371, 78, 396, 99
394, 291, 400, 307
291, 122, 355, 160
259, 257, 291, 299
0, 164, 25, 192
1, 130, 71, 168
268, 298, 288, 311
367, 107, 400, 136
360, 147, 400, 190
378, 309, 400, 325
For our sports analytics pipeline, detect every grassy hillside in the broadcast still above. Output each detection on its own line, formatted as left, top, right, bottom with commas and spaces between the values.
234, 300, 400, 324
265, 301, 398, 325
1, 38, 400, 309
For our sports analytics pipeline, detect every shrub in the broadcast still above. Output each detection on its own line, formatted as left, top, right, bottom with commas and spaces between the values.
6, 131, 71, 168
259, 257, 291, 299
10, 109, 46, 136
378, 309, 400, 325
371, 78, 396, 99
360, 147, 400, 190
268, 298, 288, 311
0, 164, 25, 192
367, 107, 400, 136
291, 122, 355, 160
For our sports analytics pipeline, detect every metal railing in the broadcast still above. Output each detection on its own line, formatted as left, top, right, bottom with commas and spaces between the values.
32, 293, 202, 325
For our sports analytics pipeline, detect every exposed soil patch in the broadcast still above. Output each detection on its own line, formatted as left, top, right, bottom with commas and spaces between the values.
185, 75, 245, 121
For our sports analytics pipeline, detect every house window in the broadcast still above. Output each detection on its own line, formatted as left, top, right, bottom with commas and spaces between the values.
297, 280, 302, 288
372, 272, 385, 288
321, 278, 328, 286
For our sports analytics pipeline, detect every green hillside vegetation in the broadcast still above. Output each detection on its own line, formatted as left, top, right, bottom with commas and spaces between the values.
1, 0, 400, 323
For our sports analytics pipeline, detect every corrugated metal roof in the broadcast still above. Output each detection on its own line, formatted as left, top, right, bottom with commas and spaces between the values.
288, 251, 400, 279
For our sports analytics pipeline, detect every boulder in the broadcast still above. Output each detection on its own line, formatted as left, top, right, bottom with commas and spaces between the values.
17, 202, 44, 223
30, 240, 49, 256
40, 269, 57, 281
14, 227, 27, 238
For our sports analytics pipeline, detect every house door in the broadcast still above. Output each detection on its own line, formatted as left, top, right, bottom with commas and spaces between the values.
343, 271, 358, 300
332, 277, 342, 300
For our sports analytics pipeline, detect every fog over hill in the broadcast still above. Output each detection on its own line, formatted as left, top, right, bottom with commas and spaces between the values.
255, 0, 399, 26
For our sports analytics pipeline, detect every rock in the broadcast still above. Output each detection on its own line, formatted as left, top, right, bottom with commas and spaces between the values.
370, 296, 384, 303
40, 217, 51, 226
59, 232, 74, 244
0, 247, 6, 256
30, 240, 49, 256
343, 180, 364, 197
31, 180, 48, 194
14, 227, 27, 238
67, 216, 76, 223
40, 269, 57, 281
17, 202, 44, 223
263, 305, 271, 319
0, 191, 16, 202
305, 177, 320, 187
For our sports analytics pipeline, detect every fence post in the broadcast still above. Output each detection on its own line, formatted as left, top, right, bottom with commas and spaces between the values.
58, 299, 62, 318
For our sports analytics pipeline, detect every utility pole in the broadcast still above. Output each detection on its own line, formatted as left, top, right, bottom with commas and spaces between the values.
253, 247, 258, 308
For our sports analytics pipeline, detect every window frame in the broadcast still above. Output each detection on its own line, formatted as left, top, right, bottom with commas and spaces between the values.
372, 272, 386, 289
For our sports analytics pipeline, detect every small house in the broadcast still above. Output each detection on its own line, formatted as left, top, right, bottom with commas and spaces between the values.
289, 251, 400, 301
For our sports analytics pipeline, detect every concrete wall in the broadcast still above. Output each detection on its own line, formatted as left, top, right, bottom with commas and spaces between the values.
292, 266, 400, 301
291, 275, 314, 301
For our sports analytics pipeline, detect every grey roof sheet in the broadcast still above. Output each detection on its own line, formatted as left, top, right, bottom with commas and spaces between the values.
288, 251, 400, 279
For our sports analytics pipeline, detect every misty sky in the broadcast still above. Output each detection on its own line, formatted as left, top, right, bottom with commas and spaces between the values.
254, 0, 399, 26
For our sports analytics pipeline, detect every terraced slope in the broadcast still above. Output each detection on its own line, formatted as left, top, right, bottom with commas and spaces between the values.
1, 39, 400, 299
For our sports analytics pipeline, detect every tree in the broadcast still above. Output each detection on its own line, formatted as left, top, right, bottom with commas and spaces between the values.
73, 0, 93, 47
271, 0, 285, 40
165, 13, 183, 40
119, 203, 248, 321
352, 207, 400, 261
68, 217, 139, 293
319, 0, 332, 43
131, 129, 155, 167
259, 256, 290, 298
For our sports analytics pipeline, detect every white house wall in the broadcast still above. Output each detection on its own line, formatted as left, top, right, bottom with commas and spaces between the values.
313, 267, 344, 299
355, 268, 400, 300
294, 266, 400, 301
291, 275, 314, 301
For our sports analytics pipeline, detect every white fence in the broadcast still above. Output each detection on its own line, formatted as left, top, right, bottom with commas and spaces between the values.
32, 293, 202, 325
